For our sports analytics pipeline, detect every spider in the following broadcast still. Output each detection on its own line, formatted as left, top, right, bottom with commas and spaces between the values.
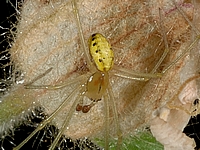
13, 0, 199, 150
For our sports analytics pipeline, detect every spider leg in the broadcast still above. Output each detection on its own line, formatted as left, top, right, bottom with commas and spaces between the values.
161, 0, 200, 74
25, 67, 53, 86
113, 4, 200, 82
14, 85, 82, 150
71, 0, 96, 72
49, 87, 82, 150
112, 8, 168, 81
24, 72, 89, 90
149, 8, 169, 75
107, 82, 122, 150
103, 91, 110, 150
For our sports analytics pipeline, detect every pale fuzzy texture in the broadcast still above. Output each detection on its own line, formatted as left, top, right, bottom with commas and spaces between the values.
179, 80, 198, 105
151, 100, 196, 149
151, 116, 195, 150
0, 0, 199, 149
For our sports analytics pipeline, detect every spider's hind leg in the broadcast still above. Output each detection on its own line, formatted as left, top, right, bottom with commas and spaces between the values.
102, 83, 122, 150
14, 85, 82, 150
48, 86, 82, 150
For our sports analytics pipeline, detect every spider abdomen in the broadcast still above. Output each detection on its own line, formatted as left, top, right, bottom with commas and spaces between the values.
88, 33, 114, 72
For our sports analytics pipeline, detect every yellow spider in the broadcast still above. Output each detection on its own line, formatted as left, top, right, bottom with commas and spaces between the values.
13, 0, 199, 150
